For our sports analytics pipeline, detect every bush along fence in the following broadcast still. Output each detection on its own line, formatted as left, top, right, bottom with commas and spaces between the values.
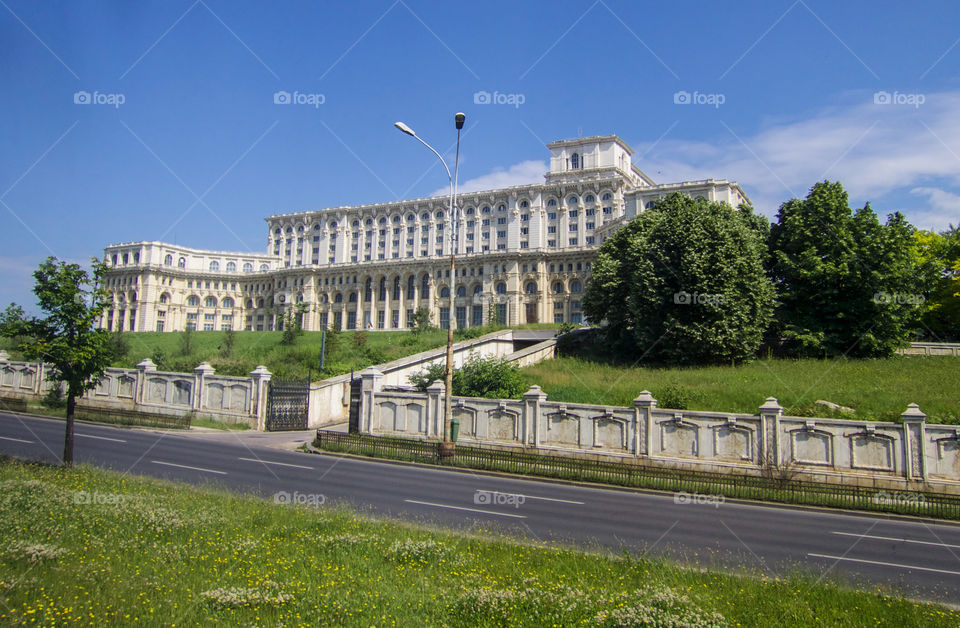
350, 366, 960, 498
0, 351, 272, 428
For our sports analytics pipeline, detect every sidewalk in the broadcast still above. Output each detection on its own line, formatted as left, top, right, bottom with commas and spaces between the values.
170, 422, 349, 451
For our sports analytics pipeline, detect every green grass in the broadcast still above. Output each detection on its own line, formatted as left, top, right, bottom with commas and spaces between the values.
0, 458, 956, 627
522, 356, 960, 423
188, 416, 250, 431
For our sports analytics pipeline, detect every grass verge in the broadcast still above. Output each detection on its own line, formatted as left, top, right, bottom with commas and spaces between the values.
522, 355, 960, 423
0, 457, 956, 626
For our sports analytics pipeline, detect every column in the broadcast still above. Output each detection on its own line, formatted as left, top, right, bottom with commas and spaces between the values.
250, 366, 272, 430
193, 362, 215, 411
634, 391, 656, 456
426, 380, 444, 438
901, 403, 927, 482
523, 385, 547, 447
136, 358, 157, 405
360, 367, 383, 433
759, 397, 783, 469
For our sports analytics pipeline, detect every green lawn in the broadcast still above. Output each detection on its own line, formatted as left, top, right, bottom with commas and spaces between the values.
521, 356, 960, 423
0, 458, 956, 627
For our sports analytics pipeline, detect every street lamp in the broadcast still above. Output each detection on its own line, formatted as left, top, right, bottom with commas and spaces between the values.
395, 113, 465, 455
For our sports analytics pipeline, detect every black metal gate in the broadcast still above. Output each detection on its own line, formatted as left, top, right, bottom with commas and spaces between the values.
348, 376, 362, 433
266, 378, 310, 431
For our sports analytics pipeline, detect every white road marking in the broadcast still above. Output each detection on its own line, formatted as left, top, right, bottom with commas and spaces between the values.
151, 460, 227, 475
239, 457, 313, 470
477, 489, 584, 505
0, 435, 34, 444
832, 531, 960, 550
808, 553, 960, 576
77, 433, 126, 443
404, 499, 527, 518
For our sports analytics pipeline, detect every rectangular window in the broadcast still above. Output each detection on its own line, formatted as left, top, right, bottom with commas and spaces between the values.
520, 241, 529, 248
391, 311, 399, 328
455, 306, 466, 329
220, 324, 231, 331
333, 311, 343, 330
554, 313, 564, 323
547, 226, 556, 233
548, 240, 556, 247
521, 214, 529, 221
347, 311, 357, 330
571, 312, 582, 323
482, 219, 490, 226
569, 224, 578, 231
497, 217, 506, 225
155, 321, 164, 332
586, 208, 595, 216
520, 227, 528, 235
377, 310, 385, 329
203, 323, 214, 331
439, 307, 450, 330
405, 309, 413, 327
548, 212, 557, 220
569, 210, 579, 218
569, 238, 578, 245
471, 305, 483, 326
586, 222, 594, 230
586, 236, 595, 244
497, 243, 506, 250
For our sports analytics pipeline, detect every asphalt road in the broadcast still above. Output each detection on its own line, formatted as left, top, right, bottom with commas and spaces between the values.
2, 411, 960, 603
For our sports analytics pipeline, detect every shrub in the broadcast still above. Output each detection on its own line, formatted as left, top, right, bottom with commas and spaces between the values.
409, 354, 526, 399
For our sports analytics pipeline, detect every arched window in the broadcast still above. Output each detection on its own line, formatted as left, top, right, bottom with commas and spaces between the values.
520, 200, 529, 208
348, 292, 357, 303
296, 293, 304, 303
260, 264, 269, 272
164, 254, 173, 266
243, 262, 253, 273
585, 195, 595, 203
314, 223, 322, 231
320, 294, 328, 304
392, 215, 401, 223
364, 277, 373, 300
525, 281, 538, 294
406, 214, 415, 222
379, 217, 387, 225
482, 206, 490, 213
159, 293, 169, 304
440, 286, 450, 298
222, 297, 234, 308
246, 299, 254, 309
456, 286, 466, 297
365, 218, 373, 226
568, 196, 578, 206
209, 261, 220, 272
129, 291, 137, 302
298, 225, 304, 233
495, 282, 507, 295
334, 293, 343, 303
274, 228, 282, 235
408, 275, 416, 299
497, 204, 505, 212
378, 277, 387, 300
547, 199, 557, 207
465, 207, 475, 215
352, 220, 360, 228
178, 257, 186, 268
552, 282, 564, 294
258, 298, 265, 308
226, 262, 236, 273
421, 274, 430, 299
205, 296, 217, 308
473, 285, 482, 296
571, 152, 580, 169
393, 276, 400, 299
602, 193, 612, 201
570, 280, 582, 293
435, 211, 444, 219
646, 201, 657, 210
329, 220, 338, 230
187, 295, 199, 307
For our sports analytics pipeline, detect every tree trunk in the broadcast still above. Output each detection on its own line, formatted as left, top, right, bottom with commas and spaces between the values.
63, 393, 75, 467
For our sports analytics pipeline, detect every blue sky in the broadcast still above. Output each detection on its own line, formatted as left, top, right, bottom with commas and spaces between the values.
3, 1, 959, 311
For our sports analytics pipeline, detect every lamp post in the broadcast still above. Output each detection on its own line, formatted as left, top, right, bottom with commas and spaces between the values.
395, 113, 465, 454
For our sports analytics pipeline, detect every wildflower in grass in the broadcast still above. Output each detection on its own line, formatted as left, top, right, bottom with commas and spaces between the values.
201, 580, 292, 609
386, 539, 449, 565
4, 541, 67, 564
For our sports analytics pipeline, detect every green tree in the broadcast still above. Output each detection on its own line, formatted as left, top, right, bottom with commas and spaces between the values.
178, 326, 194, 356
916, 226, 960, 341
411, 307, 432, 335
219, 327, 236, 358
768, 181, 927, 357
0, 257, 113, 467
583, 193, 774, 365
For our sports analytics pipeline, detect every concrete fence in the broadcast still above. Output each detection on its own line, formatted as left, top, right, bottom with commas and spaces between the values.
357, 369, 960, 494
0, 350, 270, 426
898, 342, 960, 357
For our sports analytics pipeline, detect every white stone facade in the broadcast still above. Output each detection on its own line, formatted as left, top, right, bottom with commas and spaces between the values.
99, 135, 749, 333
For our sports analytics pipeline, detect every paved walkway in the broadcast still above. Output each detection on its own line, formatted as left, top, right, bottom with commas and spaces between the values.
158, 422, 348, 451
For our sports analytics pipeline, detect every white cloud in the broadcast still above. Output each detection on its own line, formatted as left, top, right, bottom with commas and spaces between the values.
431, 160, 546, 197
634, 90, 960, 231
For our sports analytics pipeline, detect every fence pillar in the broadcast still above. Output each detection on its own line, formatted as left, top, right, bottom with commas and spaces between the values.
426, 381, 444, 439
193, 362, 215, 412
901, 403, 927, 483
360, 367, 383, 433
136, 358, 156, 405
523, 385, 547, 447
759, 397, 783, 468
250, 366, 272, 431
634, 391, 656, 456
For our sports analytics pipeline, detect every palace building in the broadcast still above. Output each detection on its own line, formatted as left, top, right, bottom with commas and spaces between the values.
99, 135, 748, 333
